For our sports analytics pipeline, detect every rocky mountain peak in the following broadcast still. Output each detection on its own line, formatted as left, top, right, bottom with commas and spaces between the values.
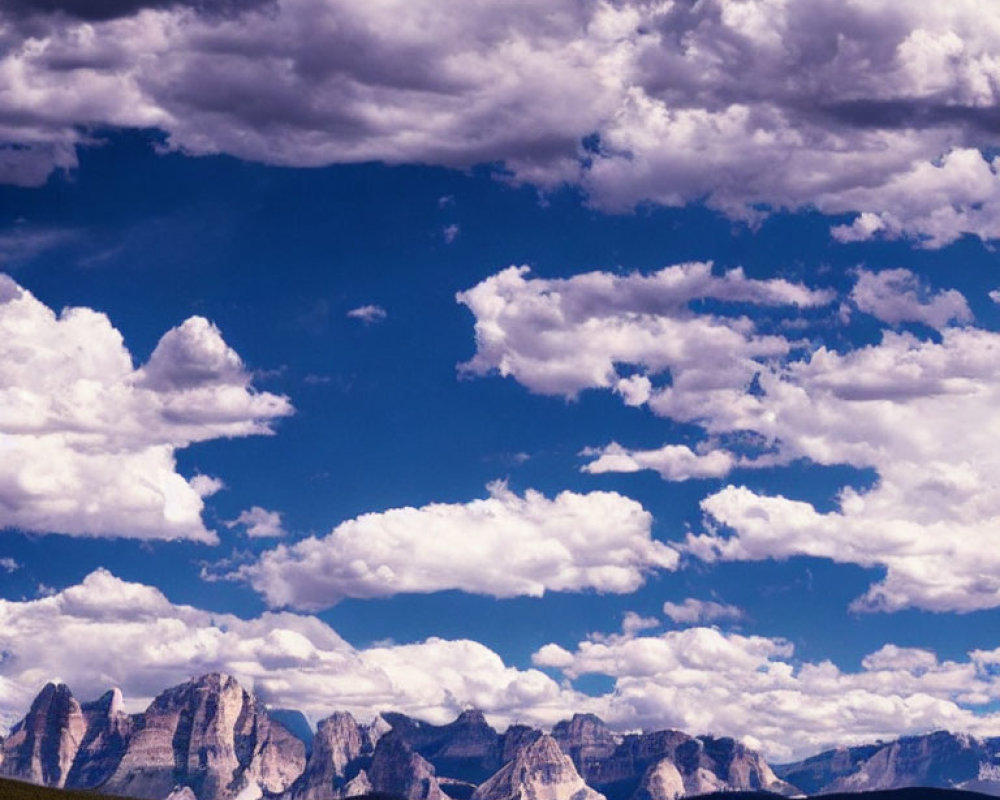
83, 688, 125, 718
102, 673, 305, 800
472, 733, 604, 800
455, 709, 489, 728
0, 681, 86, 788
551, 714, 619, 785
368, 732, 450, 800
287, 710, 368, 800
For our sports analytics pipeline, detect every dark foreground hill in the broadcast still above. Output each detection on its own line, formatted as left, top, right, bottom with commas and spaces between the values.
0, 774, 135, 800
689, 790, 1000, 800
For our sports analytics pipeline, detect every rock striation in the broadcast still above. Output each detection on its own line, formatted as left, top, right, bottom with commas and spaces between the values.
0, 682, 87, 788
66, 688, 134, 789
382, 709, 503, 785
472, 733, 604, 800
19, 672, 1000, 800
774, 730, 1000, 795
550, 714, 792, 800
368, 732, 451, 800
286, 711, 375, 800
101, 673, 305, 800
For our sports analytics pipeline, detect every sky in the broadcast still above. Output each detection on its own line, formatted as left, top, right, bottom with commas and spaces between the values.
2, 0, 1000, 764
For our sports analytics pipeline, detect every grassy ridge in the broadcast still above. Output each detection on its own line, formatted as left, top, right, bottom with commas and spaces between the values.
0, 775, 133, 800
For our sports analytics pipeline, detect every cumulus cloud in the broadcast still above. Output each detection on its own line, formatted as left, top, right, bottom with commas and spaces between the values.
850, 268, 974, 329
458, 262, 831, 399
582, 442, 735, 482
683, 325, 1000, 613
662, 598, 744, 626
236, 481, 676, 609
346, 304, 387, 324
5, 570, 1000, 760
227, 506, 285, 538
463, 264, 1000, 614
0, 569, 592, 734
0, 557, 20, 573
532, 624, 1000, 760
0, 274, 291, 542
3, 1, 1000, 243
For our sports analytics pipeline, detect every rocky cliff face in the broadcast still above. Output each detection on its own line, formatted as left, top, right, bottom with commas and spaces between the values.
287, 711, 372, 800
775, 730, 998, 794
27, 673, 1000, 800
772, 742, 882, 794
0, 682, 88, 788
66, 688, 134, 789
550, 717, 791, 800
472, 733, 605, 800
101, 673, 305, 800
382, 709, 503, 785
367, 732, 451, 800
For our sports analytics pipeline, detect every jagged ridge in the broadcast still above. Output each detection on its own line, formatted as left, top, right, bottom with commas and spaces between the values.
8, 673, 999, 800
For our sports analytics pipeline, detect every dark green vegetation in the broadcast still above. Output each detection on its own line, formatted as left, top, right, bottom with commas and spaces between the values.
0, 775, 132, 800
690, 790, 1000, 800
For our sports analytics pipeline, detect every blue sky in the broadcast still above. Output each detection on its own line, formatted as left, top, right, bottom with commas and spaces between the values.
3, 0, 1000, 762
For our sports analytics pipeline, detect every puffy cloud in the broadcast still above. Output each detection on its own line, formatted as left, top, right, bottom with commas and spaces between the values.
457, 262, 830, 399
582, 442, 735, 482
532, 624, 1000, 760
0, 569, 595, 733
850, 268, 973, 329
685, 325, 1000, 613
0, 557, 20, 572
227, 506, 286, 539
346, 304, 387, 324
662, 598, 744, 626
0, 274, 291, 542
4, 570, 1000, 760
236, 481, 675, 609
463, 264, 1000, 614
3, 1, 1000, 242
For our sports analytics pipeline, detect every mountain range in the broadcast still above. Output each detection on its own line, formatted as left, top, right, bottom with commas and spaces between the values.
1, 673, 999, 800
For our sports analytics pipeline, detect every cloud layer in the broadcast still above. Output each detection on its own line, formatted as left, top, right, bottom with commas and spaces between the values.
533, 621, 1000, 761
461, 264, 1000, 613
237, 481, 676, 609
0, 569, 589, 734
4, 571, 1000, 760
3, 0, 1000, 243
0, 274, 291, 542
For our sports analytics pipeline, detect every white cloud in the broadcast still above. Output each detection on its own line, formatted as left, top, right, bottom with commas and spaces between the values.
236, 481, 676, 609
0, 274, 291, 542
457, 262, 831, 399
681, 325, 1000, 613
0, 569, 593, 734
850, 268, 973, 329
3, 1, 1000, 243
443, 224, 460, 244
228, 506, 286, 539
463, 264, 1000, 614
583, 442, 735, 482
346, 304, 387, 324
532, 624, 1000, 761
0, 557, 19, 572
662, 598, 744, 626
5, 570, 1000, 761
990, 289, 1000, 304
